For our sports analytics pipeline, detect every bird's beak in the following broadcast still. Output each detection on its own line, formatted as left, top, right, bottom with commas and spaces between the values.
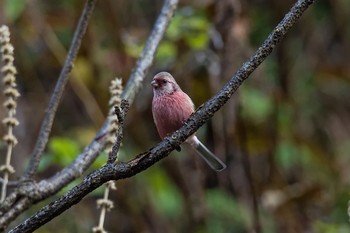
151, 80, 158, 87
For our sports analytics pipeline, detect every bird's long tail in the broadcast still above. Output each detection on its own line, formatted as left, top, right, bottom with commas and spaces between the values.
189, 136, 226, 172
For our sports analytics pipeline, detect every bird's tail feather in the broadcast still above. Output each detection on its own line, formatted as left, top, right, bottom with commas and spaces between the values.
191, 137, 226, 172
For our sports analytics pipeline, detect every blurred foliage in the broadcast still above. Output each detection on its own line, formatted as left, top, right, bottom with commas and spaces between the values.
48, 137, 81, 167
137, 167, 184, 219
240, 85, 274, 123
1, 0, 350, 233
205, 190, 251, 232
4, 0, 25, 22
167, 8, 210, 50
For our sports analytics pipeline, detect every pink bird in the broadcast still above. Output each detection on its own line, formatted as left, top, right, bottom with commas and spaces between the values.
151, 72, 226, 171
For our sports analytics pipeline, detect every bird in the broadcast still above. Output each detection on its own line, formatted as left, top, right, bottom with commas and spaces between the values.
151, 71, 226, 171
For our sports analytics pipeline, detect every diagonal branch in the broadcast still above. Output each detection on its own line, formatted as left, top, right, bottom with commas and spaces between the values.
8, 0, 316, 232
23, 0, 98, 179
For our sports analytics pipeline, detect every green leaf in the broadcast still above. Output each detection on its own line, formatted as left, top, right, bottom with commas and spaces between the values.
184, 31, 208, 50
149, 168, 183, 218
166, 8, 210, 50
156, 41, 177, 61
136, 167, 184, 219
166, 15, 183, 40
185, 17, 209, 31
240, 86, 273, 123
206, 190, 250, 233
5, 0, 26, 22
48, 137, 81, 167
313, 221, 350, 233
276, 139, 299, 170
124, 41, 144, 58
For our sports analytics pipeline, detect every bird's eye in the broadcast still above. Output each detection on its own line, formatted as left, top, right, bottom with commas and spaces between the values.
162, 80, 167, 84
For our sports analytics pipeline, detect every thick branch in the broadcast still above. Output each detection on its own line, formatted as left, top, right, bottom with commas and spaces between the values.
9, 0, 316, 232
24, 0, 98, 179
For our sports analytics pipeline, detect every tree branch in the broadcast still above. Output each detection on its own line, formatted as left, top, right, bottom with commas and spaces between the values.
0, 0, 178, 230
8, 0, 316, 232
23, 0, 98, 179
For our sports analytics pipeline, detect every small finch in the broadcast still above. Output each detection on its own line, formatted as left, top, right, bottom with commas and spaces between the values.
151, 72, 226, 171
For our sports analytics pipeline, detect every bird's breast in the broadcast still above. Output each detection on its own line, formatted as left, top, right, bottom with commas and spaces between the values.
152, 92, 194, 139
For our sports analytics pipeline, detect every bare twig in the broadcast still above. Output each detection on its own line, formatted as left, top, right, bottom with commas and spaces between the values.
8, 0, 316, 232
107, 101, 129, 163
23, 0, 98, 179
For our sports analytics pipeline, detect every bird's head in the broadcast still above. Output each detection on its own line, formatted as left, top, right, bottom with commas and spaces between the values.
151, 72, 180, 97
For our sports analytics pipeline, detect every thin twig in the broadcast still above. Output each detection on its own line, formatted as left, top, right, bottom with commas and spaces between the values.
8, 1, 316, 232
107, 100, 129, 163
23, 0, 98, 179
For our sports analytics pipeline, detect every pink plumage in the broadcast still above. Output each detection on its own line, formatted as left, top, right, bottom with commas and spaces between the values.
151, 72, 226, 171
152, 77, 194, 139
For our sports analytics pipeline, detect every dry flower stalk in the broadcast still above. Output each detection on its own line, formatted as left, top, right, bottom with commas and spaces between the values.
0, 25, 20, 202
92, 78, 122, 233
